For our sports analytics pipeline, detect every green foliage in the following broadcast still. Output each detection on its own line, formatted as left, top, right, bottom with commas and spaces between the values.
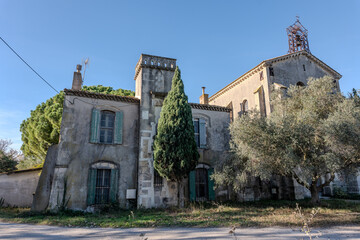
348, 88, 360, 106
20, 92, 64, 162
82, 85, 135, 97
0, 139, 18, 173
0, 155, 17, 173
20, 85, 134, 165
216, 76, 360, 203
153, 67, 199, 182
323, 94, 360, 165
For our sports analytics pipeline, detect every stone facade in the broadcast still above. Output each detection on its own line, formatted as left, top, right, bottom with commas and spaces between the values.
135, 55, 179, 208
32, 54, 231, 211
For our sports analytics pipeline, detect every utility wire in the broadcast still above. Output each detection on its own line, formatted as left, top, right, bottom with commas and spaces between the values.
0, 36, 60, 94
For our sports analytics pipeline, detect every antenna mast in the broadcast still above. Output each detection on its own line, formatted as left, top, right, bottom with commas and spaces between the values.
82, 58, 89, 83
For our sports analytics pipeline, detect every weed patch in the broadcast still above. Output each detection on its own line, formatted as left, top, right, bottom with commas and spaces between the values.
0, 199, 359, 228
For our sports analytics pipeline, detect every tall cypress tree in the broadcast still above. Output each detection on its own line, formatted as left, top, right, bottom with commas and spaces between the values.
153, 66, 199, 207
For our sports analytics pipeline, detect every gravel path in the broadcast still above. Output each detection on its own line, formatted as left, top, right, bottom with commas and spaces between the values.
0, 222, 359, 239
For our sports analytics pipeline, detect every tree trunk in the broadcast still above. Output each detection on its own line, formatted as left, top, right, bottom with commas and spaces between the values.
310, 182, 320, 205
178, 180, 185, 208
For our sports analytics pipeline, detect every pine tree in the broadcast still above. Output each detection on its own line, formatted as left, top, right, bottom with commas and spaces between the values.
153, 66, 199, 207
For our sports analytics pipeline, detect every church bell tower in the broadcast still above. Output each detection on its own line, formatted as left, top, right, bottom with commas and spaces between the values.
287, 17, 310, 53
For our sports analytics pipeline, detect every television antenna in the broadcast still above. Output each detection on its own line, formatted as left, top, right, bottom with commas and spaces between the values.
82, 58, 90, 83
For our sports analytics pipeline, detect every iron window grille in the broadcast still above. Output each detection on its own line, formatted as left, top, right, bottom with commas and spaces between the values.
95, 169, 111, 204
154, 169, 163, 187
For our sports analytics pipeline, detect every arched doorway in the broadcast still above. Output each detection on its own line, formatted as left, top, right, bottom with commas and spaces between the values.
189, 164, 215, 201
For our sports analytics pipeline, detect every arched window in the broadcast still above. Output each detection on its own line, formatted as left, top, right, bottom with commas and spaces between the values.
242, 100, 248, 113
87, 161, 119, 205
189, 164, 215, 202
296, 81, 305, 87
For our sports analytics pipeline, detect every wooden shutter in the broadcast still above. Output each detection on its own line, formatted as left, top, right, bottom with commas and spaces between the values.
189, 170, 196, 201
199, 119, 206, 148
90, 109, 100, 143
208, 168, 215, 201
87, 169, 97, 205
110, 169, 119, 202
114, 111, 123, 144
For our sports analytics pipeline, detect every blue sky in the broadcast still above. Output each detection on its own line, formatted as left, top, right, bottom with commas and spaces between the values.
0, 0, 359, 151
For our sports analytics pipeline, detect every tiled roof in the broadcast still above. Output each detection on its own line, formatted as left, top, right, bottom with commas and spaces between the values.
0, 167, 43, 175
64, 89, 140, 104
189, 103, 232, 112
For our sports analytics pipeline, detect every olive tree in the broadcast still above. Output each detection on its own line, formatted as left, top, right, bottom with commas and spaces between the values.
214, 76, 360, 204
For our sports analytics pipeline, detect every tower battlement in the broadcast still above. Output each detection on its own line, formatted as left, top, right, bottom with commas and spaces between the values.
134, 54, 176, 80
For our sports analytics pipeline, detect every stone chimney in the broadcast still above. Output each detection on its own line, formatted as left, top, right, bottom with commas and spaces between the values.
199, 87, 209, 104
72, 64, 82, 90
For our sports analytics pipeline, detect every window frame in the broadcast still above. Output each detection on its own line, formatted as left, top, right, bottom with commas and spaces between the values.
95, 169, 111, 204
193, 117, 207, 149
87, 161, 119, 206
90, 109, 123, 145
99, 110, 115, 144
154, 168, 163, 188
193, 118, 200, 147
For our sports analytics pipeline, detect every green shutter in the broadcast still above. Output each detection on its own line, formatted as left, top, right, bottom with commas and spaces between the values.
87, 169, 97, 205
208, 168, 215, 201
189, 170, 196, 201
90, 109, 100, 143
114, 111, 123, 144
199, 119, 206, 148
110, 169, 119, 202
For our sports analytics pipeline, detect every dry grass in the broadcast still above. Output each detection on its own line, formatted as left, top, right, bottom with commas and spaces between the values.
0, 199, 359, 228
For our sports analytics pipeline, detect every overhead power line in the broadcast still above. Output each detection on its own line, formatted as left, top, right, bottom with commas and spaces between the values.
0, 36, 60, 94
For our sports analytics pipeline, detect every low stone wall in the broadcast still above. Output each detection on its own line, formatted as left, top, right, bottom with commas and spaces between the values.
0, 168, 42, 207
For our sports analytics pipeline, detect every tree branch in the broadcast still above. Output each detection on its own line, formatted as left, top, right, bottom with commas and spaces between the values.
317, 172, 336, 190
292, 172, 310, 189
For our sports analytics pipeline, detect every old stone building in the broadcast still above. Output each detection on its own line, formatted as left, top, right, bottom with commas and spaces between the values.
30, 19, 359, 212
32, 54, 231, 211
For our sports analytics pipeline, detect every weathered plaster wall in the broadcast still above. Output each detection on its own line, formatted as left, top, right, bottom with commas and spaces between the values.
191, 108, 230, 165
268, 55, 337, 88
31, 145, 58, 211
209, 67, 269, 118
0, 169, 41, 207
189, 108, 230, 200
48, 96, 139, 211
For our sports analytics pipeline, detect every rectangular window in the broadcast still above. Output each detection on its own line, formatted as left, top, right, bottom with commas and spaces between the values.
303, 64, 306, 71
195, 168, 208, 201
100, 111, 115, 144
95, 169, 111, 204
193, 119, 200, 147
260, 71, 264, 80
154, 169, 163, 187
269, 67, 274, 76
